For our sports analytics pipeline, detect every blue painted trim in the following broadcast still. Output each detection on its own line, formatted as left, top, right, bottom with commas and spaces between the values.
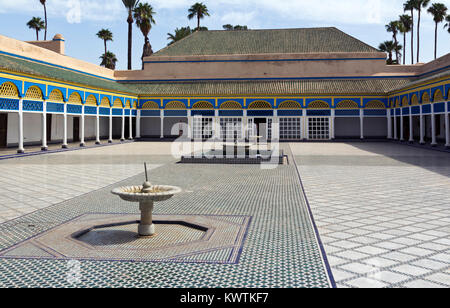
46, 102, 64, 113
144, 57, 387, 64
219, 110, 243, 117
422, 104, 431, 114
434, 102, 445, 113
141, 110, 160, 117
99, 107, 110, 116
364, 109, 386, 116
67, 104, 82, 114
277, 109, 303, 116
164, 110, 187, 117
335, 109, 359, 116
307, 110, 331, 116
247, 110, 274, 117
84, 106, 97, 115
191, 110, 215, 116
112, 108, 123, 116
0, 98, 19, 111
411, 106, 420, 115
22, 100, 43, 112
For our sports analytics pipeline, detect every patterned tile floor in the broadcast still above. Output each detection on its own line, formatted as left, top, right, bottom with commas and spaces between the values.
0, 141, 448, 288
291, 142, 450, 288
0, 142, 331, 288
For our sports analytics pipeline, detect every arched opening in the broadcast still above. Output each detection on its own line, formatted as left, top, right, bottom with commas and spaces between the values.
433, 89, 444, 103
219, 101, 242, 109
142, 101, 160, 110
85, 95, 97, 106
278, 101, 302, 109
24, 86, 43, 101
365, 101, 386, 109
307, 101, 329, 109
165, 101, 186, 109
248, 100, 272, 110
100, 97, 110, 108
192, 101, 214, 110
336, 100, 359, 109
422, 92, 430, 104
48, 89, 64, 103
68, 92, 82, 105
113, 98, 123, 108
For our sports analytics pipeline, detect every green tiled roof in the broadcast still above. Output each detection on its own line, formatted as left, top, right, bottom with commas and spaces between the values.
153, 28, 379, 56
0, 54, 134, 94
125, 79, 411, 96
390, 68, 450, 92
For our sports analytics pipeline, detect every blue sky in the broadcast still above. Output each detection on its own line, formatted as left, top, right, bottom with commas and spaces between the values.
0, 0, 449, 70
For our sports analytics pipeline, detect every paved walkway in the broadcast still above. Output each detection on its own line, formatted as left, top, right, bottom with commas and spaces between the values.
291, 142, 450, 288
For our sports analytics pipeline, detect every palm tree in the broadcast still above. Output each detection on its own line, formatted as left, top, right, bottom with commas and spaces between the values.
96, 29, 113, 59
399, 14, 413, 65
386, 21, 401, 63
188, 3, 210, 31
27, 17, 45, 41
39, 0, 47, 40
167, 27, 192, 45
394, 44, 403, 64
100, 52, 118, 70
414, 0, 431, 63
133, 2, 156, 69
379, 41, 396, 65
404, 0, 417, 64
223, 24, 248, 30
428, 3, 448, 59
445, 15, 450, 34
122, 0, 140, 70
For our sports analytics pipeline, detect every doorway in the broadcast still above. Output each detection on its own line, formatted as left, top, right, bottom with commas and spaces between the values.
73, 117, 80, 142
0, 113, 7, 148
46, 114, 52, 142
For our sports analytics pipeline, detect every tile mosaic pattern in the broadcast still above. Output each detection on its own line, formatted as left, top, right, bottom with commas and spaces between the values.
0, 213, 252, 264
291, 142, 450, 288
0, 142, 331, 288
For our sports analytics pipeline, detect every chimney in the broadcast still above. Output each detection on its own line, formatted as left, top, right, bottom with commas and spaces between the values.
26, 34, 65, 55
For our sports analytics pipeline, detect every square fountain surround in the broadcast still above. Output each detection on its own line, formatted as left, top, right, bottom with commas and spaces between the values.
0, 213, 252, 264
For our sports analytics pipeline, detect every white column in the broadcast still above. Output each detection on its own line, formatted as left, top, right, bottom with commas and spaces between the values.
17, 99, 24, 153
331, 109, 335, 140
409, 108, 414, 143
108, 113, 113, 143
419, 107, 425, 144
445, 109, 450, 148
80, 108, 85, 147
302, 113, 307, 140
120, 113, 125, 141
62, 103, 68, 149
400, 113, 404, 141
129, 110, 133, 140
136, 110, 141, 139
394, 113, 398, 140
387, 109, 392, 139
160, 115, 164, 139
41, 100, 48, 151
360, 109, 364, 139
431, 107, 437, 146
214, 109, 219, 140
95, 107, 100, 145
242, 110, 247, 140
187, 111, 193, 139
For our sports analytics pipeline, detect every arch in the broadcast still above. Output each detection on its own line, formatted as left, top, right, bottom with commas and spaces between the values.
85, 95, 97, 106
165, 101, 187, 110
307, 101, 329, 109
336, 100, 359, 109
422, 92, 430, 104
433, 89, 444, 103
48, 89, 64, 103
248, 100, 272, 110
142, 101, 160, 110
401, 96, 409, 107
192, 101, 214, 110
395, 99, 400, 108
125, 99, 132, 109
100, 97, 110, 107
68, 92, 82, 105
112, 98, 123, 108
365, 100, 386, 109
24, 86, 43, 101
219, 101, 242, 109
278, 100, 302, 109
410, 95, 419, 106
0, 82, 20, 98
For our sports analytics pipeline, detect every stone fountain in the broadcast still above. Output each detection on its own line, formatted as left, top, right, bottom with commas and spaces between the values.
112, 163, 182, 237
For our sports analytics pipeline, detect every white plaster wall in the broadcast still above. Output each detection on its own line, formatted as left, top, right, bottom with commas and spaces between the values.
363, 117, 387, 137
141, 117, 161, 137
7, 113, 43, 146
100, 117, 109, 138
164, 117, 188, 136
335, 117, 360, 138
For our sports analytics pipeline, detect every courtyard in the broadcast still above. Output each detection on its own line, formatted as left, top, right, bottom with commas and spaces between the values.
0, 141, 448, 288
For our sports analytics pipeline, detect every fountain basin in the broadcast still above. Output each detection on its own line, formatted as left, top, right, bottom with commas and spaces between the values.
112, 183, 182, 236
